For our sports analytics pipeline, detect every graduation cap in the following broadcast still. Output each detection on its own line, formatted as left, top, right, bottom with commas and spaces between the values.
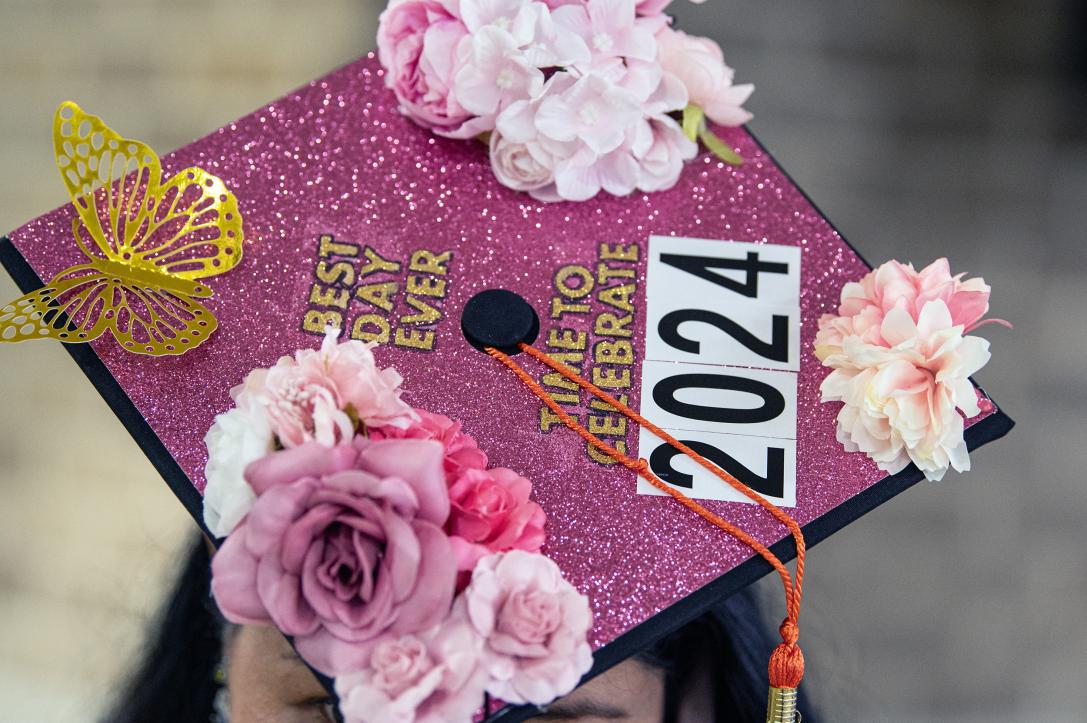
0, 38, 1012, 723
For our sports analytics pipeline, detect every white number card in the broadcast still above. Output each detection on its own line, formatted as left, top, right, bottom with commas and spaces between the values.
637, 236, 801, 506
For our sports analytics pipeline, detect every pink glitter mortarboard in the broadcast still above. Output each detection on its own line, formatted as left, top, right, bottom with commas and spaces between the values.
0, 54, 1012, 721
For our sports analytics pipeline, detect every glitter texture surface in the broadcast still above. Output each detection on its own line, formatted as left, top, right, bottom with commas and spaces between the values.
6, 54, 994, 652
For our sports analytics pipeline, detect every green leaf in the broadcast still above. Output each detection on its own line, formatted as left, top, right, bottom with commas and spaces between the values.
682, 104, 704, 142
698, 126, 744, 166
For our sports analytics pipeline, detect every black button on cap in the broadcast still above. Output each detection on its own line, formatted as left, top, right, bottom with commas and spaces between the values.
461, 289, 540, 355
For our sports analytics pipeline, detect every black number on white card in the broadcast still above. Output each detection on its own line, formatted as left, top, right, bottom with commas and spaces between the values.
659, 251, 789, 298
649, 440, 785, 498
652, 373, 785, 424
658, 309, 789, 363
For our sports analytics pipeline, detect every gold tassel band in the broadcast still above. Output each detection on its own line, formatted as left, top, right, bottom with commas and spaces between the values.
766, 685, 799, 723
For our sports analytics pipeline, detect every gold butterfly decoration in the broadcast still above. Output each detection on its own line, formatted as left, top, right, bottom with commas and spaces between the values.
0, 102, 243, 356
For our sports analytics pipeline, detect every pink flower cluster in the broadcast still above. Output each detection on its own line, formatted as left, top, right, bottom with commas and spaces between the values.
205, 334, 591, 722
815, 259, 1008, 481
377, 0, 750, 201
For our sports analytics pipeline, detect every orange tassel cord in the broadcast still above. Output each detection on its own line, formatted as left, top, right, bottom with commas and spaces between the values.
487, 342, 806, 718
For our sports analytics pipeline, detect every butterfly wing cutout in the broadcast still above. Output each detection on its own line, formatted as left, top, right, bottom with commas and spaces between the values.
0, 264, 218, 356
0, 102, 243, 356
54, 101, 243, 279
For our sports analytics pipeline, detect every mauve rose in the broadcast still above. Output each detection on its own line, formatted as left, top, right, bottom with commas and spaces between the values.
377, 0, 480, 136
334, 616, 487, 723
447, 468, 546, 571
370, 408, 488, 478
464, 551, 593, 705
656, 26, 753, 127
211, 438, 457, 675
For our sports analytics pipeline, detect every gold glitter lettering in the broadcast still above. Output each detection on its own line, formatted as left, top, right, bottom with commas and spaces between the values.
316, 260, 356, 286
351, 314, 390, 343
540, 407, 579, 432
408, 250, 451, 276
599, 242, 639, 262
555, 265, 594, 299
358, 246, 401, 278
588, 440, 625, 465
595, 312, 633, 338
550, 297, 590, 318
303, 309, 342, 334
406, 275, 446, 297
318, 234, 359, 259
592, 366, 630, 389
394, 327, 435, 351
543, 371, 579, 392
308, 284, 350, 310
588, 414, 627, 437
590, 394, 629, 413
594, 339, 634, 365
400, 296, 441, 325
355, 282, 400, 312
598, 283, 635, 313
596, 262, 635, 284
547, 328, 587, 350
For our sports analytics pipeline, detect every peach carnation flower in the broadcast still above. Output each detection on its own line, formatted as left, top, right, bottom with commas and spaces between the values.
820, 300, 991, 481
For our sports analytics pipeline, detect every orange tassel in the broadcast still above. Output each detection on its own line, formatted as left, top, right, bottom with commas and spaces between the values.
768, 620, 805, 689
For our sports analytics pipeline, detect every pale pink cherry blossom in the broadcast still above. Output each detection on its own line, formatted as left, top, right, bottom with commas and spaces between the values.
552, 0, 659, 65
543, 0, 706, 11
552, 141, 642, 200
820, 300, 991, 481
459, 0, 590, 68
634, 115, 697, 192
492, 72, 581, 199
453, 25, 545, 123
534, 70, 643, 155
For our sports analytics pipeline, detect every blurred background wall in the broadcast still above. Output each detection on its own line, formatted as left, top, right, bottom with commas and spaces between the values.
0, 1, 1084, 721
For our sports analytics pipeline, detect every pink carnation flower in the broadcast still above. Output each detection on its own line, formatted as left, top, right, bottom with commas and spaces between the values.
370, 408, 488, 478
240, 328, 417, 448
211, 438, 457, 675
463, 550, 593, 705
816, 258, 1003, 361
447, 468, 547, 571
820, 300, 992, 480
334, 616, 487, 723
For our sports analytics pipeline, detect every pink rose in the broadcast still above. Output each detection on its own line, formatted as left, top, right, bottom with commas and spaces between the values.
371, 408, 488, 478
238, 328, 417, 448
377, 0, 481, 136
656, 26, 753, 127
463, 551, 593, 705
334, 617, 487, 723
211, 438, 457, 674
489, 130, 558, 194
447, 468, 547, 571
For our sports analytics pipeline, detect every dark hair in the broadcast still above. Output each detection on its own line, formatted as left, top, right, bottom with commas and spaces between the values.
105, 535, 817, 722
104, 535, 224, 723
644, 595, 818, 722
